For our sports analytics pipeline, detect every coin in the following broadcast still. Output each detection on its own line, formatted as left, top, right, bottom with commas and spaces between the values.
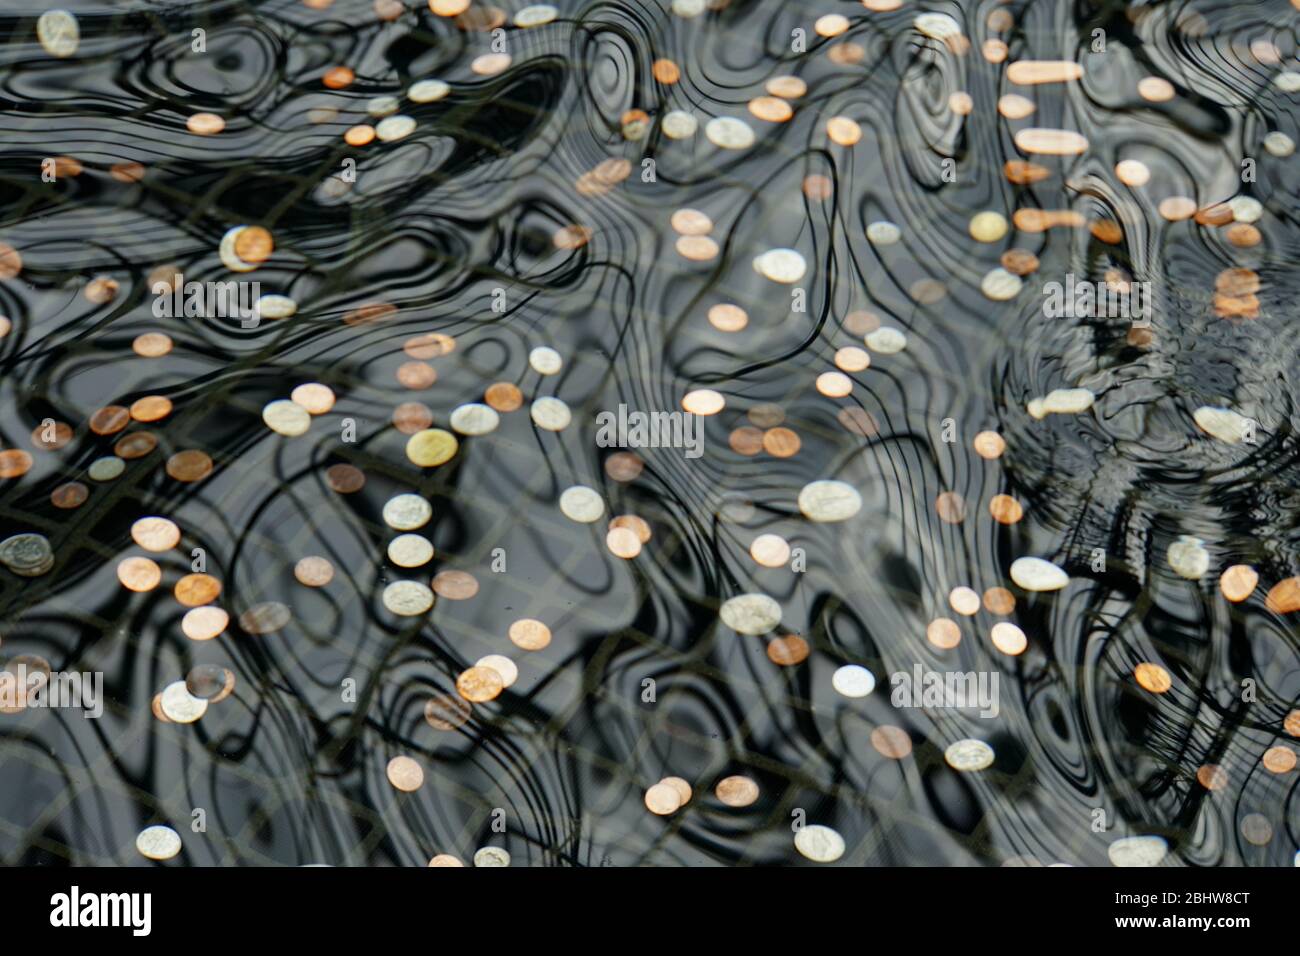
476, 654, 518, 688
234, 226, 273, 263
1196, 764, 1228, 790
645, 783, 682, 815
263, 400, 311, 437
324, 463, 365, 493
794, 825, 845, 863
115, 431, 157, 459
291, 383, 336, 415
37, 9, 80, 58
945, 739, 994, 771
186, 664, 232, 701
51, 482, 88, 509
949, 586, 980, 615
387, 533, 434, 567
715, 775, 759, 807
432, 570, 479, 600
386, 756, 424, 792
383, 581, 434, 616
294, 556, 334, 587
1134, 662, 1171, 693
166, 450, 213, 482
129, 396, 172, 422
175, 573, 221, 607
0, 533, 54, 576
425, 692, 472, 730
871, 725, 912, 759
604, 452, 642, 481
484, 383, 523, 411
1107, 835, 1167, 867
449, 403, 500, 435
753, 248, 805, 283
89, 406, 130, 435
0, 450, 32, 478
393, 402, 435, 433
473, 847, 510, 867
983, 587, 1016, 615
428, 854, 464, 866
927, 618, 961, 649
797, 480, 861, 522
131, 516, 180, 552
606, 526, 641, 559
187, 112, 226, 135
530, 397, 571, 430
88, 456, 125, 481
1009, 556, 1068, 591
1262, 746, 1296, 773
749, 534, 789, 567
558, 485, 604, 522
181, 606, 228, 641
383, 494, 432, 530
765, 635, 809, 666
508, 618, 551, 650
832, 664, 875, 698
990, 622, 1028, 655
117, 556, 161, 592
136, 825, 181, 861
161, 680, 207, 723
456, 665, 504, 702
406, 428, 458, 466
239, 602, 291, 634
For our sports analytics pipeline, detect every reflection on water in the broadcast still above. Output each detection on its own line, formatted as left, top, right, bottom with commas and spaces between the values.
1, 0, 1299, 866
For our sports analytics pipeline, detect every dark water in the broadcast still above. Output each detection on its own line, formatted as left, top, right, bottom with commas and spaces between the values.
1, 0, 1299, 866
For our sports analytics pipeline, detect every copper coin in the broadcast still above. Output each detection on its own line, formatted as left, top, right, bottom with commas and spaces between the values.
0, 450, 32, 478
870, 725, 913, 759
130, 395, 172, 422
240, 602, 290, 634
1265, 578, 1300, 614
1285, 710, 1300, 738
1262, 746, 1296, 773
234, 226, 273, 263
166, 450, 213, 482
652, 59, 680, 84
392, 402, 434, 434
325, 463, 365, 494
403, 332, 456, 360
386, 756, 425, 792
187, 112, 226, 135
84, 277, 119, 303
983, 587, 1016, 615
508, 618, 551, 650
0, 242, 21, 280
762, 427, 801, 458
973, 431, 1005, 459
766, 634, 810, 666
1000, 249, 1040, 276
291, 383, 335, 415
645, 783, 682, 815
708, 303, 748, 332
89, 406, 131, 435
115, 431, 157, 459
714, 775, 759, 808
485, 382, 523, 412
729, 426, 764, 455
1225, 223, 1262, 248
1090, 219, 1124, 244
748, 403, 784, 428
51, 482, 88, 508
117, 557, 162, 592
131, 516, 181, 552
343, 301, 395, 325
425, 692, 472, 730
610, 514, 652, 543
294, 556, 334, 587
838, 408, 877, 436
323, 66, 354, 89
396, 361, 437, 389
181, 605, 228, 641
604, 452, 643, 482
175, 573, 222, 607
748, 96, 793, 122
31, 421, 73, 449
428, 854, 464, 867
1196, 764, 1228, 790
456, 665, 504, 703
553, 224, 592, 249
927, 617, 961, 649
110, 161, 146, 183
1219, 565, 1258, 603
803, 174, 833, 200
432, 570, 479, 600
989, 494, 1023, 524
935, 492, 965, 523
1134, 662, 1172, 693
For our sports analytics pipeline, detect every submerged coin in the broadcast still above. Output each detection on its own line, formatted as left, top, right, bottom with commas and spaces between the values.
131, 517, 180, 552
473, 846, 511, 867
945, 739, 994, 771
181, 606, 228, 641
407, 428, 458, 466
387, 534, 434, 568
1107, 835, 1167, 867
831, 665, 875, 698
387, 756, 425, 792
719, 593, 781, 635
457, 665, 504, 702
508, 618, 551, 650
530, 396, 572, 430
136, 825, 181, 861
160, 680, 208, 723
425, 692, 472, 730
797, 480, 862, 522
794, 825, 845, 863
239, 602, 291, 634
645, 783, 682, 815
715, 775, 759, 807
263, 400, 311, 437
559, 485, 605, 522
383, 494, 432, 530
383, 581, 434, 616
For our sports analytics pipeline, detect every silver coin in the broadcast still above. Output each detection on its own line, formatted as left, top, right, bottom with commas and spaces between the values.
88, 456, 125, 481
1107, 835, 1168, 867
383, 581, 434, 616
944, 739, 995, 771
705, 116, 755, 150
473, 846, 511, 867
136, 825, 181, 861
530, 396, 572, 431
383, 494, 432, 530
558, 485, 604, 522
719, 593, 782, 635
37, 10, 79, 59
376, 115, 416, 142
662, 110, 698, 139
160, 680, 208, 723
387, 533, 434, 568
794, 824, 846, 863
262, 399, 311, 437
797, 480, 862, 522
449, 402, 500, 436
0, 533, 53, 572
408, 79, 450, 103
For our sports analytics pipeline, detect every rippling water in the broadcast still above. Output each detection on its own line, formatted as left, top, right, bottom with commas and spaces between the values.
1, 0, 1299, 867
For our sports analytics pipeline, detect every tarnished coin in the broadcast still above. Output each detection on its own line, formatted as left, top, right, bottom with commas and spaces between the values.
719, 594, 781, 635
88, 456, 125, 481
456, 665, 504, 702
382, 581, 434, 616
239, 601, 291, 634
160, 680, 207, 723
386, 756, 424, 792
186, 664, 233, 701
0, 533, 53, 576
425, 692, 472, 730
166, 450, 213, 482
135, 825, 181, 861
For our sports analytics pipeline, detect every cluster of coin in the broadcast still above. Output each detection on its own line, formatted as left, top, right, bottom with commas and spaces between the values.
0, 533, 54, 577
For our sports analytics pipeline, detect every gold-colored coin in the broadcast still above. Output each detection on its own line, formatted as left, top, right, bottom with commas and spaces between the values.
508, 618, 551, 651
117, 557, 161, 592
175, 573, 222, 607
406, 428, 458, 466
456, 666, 504, 703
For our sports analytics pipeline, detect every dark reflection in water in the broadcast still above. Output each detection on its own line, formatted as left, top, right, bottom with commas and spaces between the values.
0, 0, 1298, 866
